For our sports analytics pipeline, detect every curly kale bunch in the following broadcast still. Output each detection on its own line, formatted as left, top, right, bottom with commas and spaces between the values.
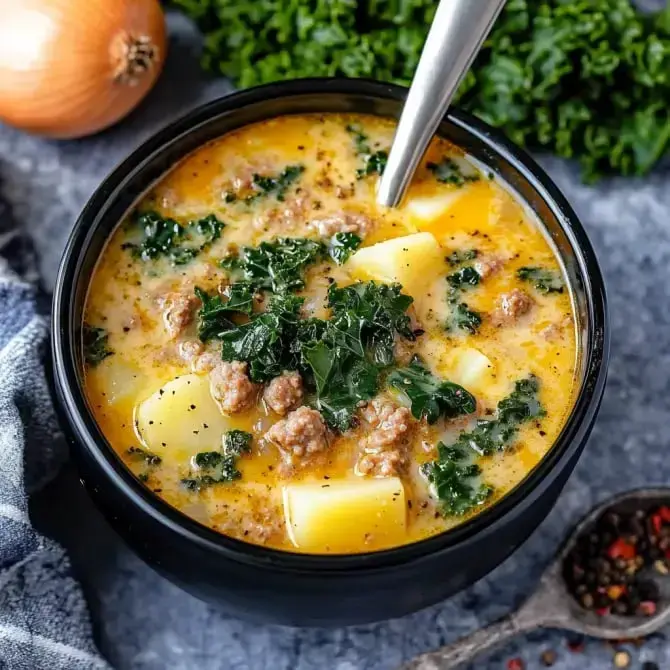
169, 0, 670, 180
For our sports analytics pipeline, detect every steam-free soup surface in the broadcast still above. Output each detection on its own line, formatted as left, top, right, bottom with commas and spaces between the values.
83, 113, 577, 554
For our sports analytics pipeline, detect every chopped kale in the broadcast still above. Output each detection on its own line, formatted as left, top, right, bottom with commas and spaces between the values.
221, 237, 325, 293
127, 211, 224, 265
517, 266, 564, 294
446, 249, 478, 266
222, 429, 253, 456
181, 430, 253, 491
422, 444, 492, 516
82, 323, 113, 366
447, 266, 481, 290
346, 124, 388, 179
126, 446, 162, 467
388, 356, 476, 424
246, 164, 305, 203
356, 151, 388, 179
220, 292, 305, 382
328, 232, 361, 265
449, 303, 483, 335
422, 375, 545, 516
445, 264, 482, 335
195, 284, 255, 341
427, 157, 481, 186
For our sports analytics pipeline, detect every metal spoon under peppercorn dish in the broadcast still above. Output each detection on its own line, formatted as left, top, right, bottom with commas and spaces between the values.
398, 488, 670, 670
376, 0, 507, 208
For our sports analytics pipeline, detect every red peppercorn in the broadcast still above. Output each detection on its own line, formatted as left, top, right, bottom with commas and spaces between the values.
507, 659, 524, 670
638, 600, 657, 616
608, 539, 636, 560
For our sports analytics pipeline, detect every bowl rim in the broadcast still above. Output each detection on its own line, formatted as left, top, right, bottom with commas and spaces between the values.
51, 77, 609, 573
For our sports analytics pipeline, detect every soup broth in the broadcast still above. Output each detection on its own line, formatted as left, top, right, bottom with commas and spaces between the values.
83, 113, 577, 554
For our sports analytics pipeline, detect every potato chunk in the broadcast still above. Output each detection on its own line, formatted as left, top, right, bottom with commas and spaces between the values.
135, 373, 233, 465
346, 232, 444, 298
404, 191, 466, 225
283, 477, 406, 552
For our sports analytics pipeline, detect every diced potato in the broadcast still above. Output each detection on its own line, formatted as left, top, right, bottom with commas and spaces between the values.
283, 477, 407, 552
135, 373, 232, 465
90, 359, 147, 406
404, 190, 466, 226
421, 338, 495, 395
346, 232, 444, 299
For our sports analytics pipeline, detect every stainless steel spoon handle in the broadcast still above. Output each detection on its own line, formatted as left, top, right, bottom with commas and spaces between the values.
397, 613, 529, 670
377, 0, 506, 208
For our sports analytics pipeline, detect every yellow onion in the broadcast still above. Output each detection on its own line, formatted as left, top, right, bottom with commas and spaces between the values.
0, 0, 166, 139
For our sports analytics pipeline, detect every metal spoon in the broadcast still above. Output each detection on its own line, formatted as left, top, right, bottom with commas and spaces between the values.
399, 488, 670, 670
376, 0, 507, 208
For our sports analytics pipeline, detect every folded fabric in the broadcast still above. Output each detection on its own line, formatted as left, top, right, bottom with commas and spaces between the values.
0, 184, 110, 669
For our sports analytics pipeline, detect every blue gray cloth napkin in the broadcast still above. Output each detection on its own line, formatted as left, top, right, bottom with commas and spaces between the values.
0, 191, 110, 669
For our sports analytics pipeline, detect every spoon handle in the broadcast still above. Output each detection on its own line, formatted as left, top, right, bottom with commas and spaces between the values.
377, 0, 506, 208
397, 614, 530, 670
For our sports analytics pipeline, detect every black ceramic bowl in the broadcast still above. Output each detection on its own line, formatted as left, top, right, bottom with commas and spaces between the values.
51, 78, 609, 627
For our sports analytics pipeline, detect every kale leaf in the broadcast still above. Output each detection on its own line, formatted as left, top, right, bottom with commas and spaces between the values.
446, 249, 478, 266
388, 356, 476, 424
427, 158, 481, 186
82, 323, 113, 366
422, 444, 492, 516
195, 284, 255, 341
170, 0, 670, 180
329, 232, 361, 265
220, 293, 305, 382
346, 124, 388, 179
246, 165, 305, 203
517, 267, 564, 294
126, 446, 162, 467
445, 263, 482, 335
126, 211, 224, 265
422, 375, 545, 515
221, 237, 325, 293
181, 430, 253, 491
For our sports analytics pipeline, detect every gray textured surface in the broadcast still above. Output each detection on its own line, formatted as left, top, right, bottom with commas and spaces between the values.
2, 13, 670, 670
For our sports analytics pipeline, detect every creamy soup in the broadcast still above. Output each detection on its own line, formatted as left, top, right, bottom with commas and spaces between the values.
83, 113, 577, 554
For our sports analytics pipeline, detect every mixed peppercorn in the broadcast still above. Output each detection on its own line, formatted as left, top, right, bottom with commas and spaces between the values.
563, 505, 670, 617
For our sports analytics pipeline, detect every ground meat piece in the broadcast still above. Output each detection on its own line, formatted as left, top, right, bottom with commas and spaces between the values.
159, 292, 199, 339
474, 255, 504, 280
263, 371, 304, 415
265, 406, 328, 467
209, 361, 259, 414
356, 400, 413, 477
193, 351, 220, 374
491, 289, 533, 326
541, 316, 571, 341
178, 339, 204, 364
253, 194, 310, 233
309, 211, 373, 238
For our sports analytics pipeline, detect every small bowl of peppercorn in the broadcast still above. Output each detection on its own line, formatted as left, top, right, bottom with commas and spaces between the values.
401, 488, 670, 670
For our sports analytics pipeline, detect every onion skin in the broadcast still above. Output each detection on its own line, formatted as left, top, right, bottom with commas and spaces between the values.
0, 0, 167, 139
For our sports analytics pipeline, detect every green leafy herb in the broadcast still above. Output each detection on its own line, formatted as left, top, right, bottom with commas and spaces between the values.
449, 303, 483, 335
388, 356, 476, 424
328, 232, 361, 265
181, 430, 253, 491
246, 165, 305, 202
126, 446, 162, 467
446, 249, 478, 266
356, 151, 388, 179
422, 444, 492, 516
126, 211, 224, 265
422, 375, 544, 515
346, 124, 388, 179
517, 267, 564, 294
445, 264, 482, 335
195, 284, 255, 341
222, 429, 253, 456
169, 0, 670, 180
427, 158, 481, 186
82, 323, 113, 366
220, 292, 305, 383
221, 237, 325, 293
